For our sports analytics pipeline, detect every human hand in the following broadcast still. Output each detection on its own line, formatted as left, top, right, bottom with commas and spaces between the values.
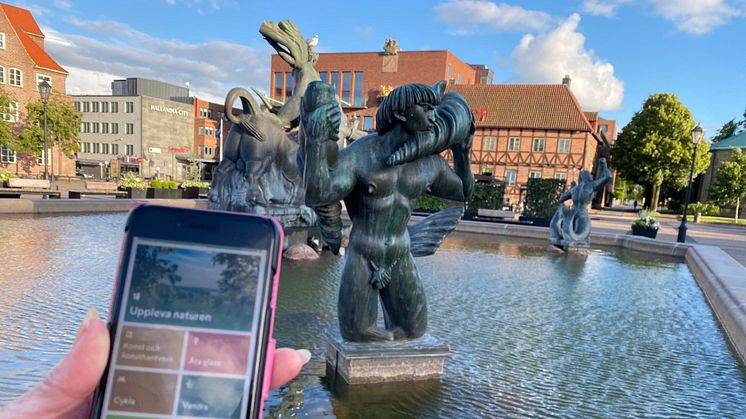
302, 101, 341, 143
1, 309, 310, 419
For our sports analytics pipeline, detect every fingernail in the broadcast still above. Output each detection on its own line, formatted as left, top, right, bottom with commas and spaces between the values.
297, 349, 311, 365
76, 308, 99, 340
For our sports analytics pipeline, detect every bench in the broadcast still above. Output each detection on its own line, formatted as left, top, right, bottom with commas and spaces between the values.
69, 181, 128, 199
476, 208, 516, 220
0, 178, 61, 199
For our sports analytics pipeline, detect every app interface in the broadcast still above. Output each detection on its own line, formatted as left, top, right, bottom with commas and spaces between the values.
101, 238, 267, 419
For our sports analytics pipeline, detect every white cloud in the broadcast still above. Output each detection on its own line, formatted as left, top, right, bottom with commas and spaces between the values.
511, 14, 624, 111
433, 1, 553, 34
651, 0, 741, 34
54, 0, 73, 10
43, 20, 271, 104
581, 0, 634, 17
581, 0, 741, 34
353, 26, 375, 40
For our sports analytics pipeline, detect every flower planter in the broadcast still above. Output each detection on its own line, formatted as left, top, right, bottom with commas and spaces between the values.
121, 187, 147, 199
147, 188, 182, 199
693, 212, 701, 223
631, 225, 658, 239
182, 187, 209, 199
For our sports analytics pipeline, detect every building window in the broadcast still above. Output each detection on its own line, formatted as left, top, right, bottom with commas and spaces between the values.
112, 123, 119, 134
0, 33, 5, 49
532, 138, 545, 152
508, 137, 520, 151
82, 142, 91, 153
74, 101, 81, 112
102, 143, 110, 154
0, 66, 5, 84
285, 72, 294, 98
112, 144, 119, 155
200, 107, 209, 118
92, 101, 100, 112
206, 127, 214, 137
36, 74, 52, 90
83, 102, 90, 112
111, 102, 118, 113
126, 144, 134, 156
483, 136, 496, 151
319, 71, 328, 83
363, 116, 373, 131
102, 123, 109, 134
330, 72, 340, 95
92, 122, 100, 133
0, 146, 16, 163
9, 68, 22, 87
1, 101, 18, 122
273, 72, 283, 99
555, 172, 567, 181
353, 71, 364, 106
82, 122, 90, 133
456, 73, 462, 84
126, 123, 134, 135
558, 138, 571, 153
505, 170, 517, 185
529, 171, 542, 179
342, 71, 352, 104
125, 102, 134, 113
37, 149, 51, 165
102, 101, 109, 113
92, 143, 100, 154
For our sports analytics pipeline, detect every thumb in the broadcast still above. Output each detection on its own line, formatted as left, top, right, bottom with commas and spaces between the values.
1, 308, 110, 419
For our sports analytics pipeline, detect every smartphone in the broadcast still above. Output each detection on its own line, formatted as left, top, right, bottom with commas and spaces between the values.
91, 204, 283, 419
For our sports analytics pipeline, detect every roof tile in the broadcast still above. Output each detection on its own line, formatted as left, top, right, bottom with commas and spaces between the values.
1, 3, 67, 74
448, 84, 593, 132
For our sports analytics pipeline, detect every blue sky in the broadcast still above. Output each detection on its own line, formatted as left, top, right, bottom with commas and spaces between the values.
12, 0, 746, 137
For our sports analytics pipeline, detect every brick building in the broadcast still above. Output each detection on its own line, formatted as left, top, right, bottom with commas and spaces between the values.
193, 97, 236, 180
448, 82, 605, 204
269, 38, 493, 131
0, 2, 75, 177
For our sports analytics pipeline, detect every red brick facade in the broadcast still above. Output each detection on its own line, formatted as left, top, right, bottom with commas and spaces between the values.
0, 3, 74, 177
270, 48, 492, 131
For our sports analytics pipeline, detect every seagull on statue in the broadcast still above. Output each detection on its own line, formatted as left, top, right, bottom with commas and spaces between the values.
307, 34, 319, 47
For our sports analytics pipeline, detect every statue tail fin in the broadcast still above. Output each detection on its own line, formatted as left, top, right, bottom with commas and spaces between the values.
408, 206, 464, 257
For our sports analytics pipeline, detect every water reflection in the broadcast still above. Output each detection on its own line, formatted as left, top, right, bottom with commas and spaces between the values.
1, 215, 745, 418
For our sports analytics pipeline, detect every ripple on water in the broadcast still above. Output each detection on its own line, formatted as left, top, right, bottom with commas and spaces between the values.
1, 219, 745, 418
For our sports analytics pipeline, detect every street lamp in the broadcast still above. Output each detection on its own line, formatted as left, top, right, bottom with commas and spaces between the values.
38, 81, 52, 180
677, 123, 705, 243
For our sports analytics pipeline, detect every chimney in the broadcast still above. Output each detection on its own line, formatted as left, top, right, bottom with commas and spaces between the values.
562, 74, 571, 88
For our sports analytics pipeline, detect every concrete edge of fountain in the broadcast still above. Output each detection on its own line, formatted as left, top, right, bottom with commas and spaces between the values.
0, 198, 209, 214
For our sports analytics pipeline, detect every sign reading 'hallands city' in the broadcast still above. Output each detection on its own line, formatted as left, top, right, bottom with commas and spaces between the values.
149, 104, 190, 117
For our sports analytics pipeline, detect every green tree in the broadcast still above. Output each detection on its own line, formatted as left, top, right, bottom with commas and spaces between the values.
710, 149, 746, 222
0, 86, 15, 148
613, 177, 630, 201
712, 119, 740, 143
16, 92, 82, 158
611, 93, 710, 212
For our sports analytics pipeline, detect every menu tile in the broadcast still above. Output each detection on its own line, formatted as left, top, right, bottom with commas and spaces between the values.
108, 370, 178, 415
116, 325, 184, 370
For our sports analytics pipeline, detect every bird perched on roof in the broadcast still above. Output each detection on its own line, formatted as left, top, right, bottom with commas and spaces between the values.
307, 34, 319, 48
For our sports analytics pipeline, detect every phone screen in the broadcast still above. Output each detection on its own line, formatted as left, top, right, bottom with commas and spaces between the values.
100, 237, 268, 418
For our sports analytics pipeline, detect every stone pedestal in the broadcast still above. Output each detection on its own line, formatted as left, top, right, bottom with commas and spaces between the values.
324, 326, 449, 384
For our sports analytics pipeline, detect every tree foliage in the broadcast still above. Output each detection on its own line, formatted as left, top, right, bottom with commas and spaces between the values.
16, 92, 82, 158
0, 86, 15, 148
611, 93, 710, 211
712, 108, 746, 143
710, 149, 746, 222
523, 178, 565, 218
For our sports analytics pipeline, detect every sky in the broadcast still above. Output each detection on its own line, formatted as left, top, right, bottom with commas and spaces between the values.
10, 0, 746, 137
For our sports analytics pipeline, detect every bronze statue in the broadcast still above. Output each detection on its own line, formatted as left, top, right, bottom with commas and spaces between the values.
300, 81, 475, 342
209, 20, 362, 228
549, 158, 612, 249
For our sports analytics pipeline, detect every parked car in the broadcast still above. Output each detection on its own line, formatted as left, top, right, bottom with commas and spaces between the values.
75, 171, 93, 179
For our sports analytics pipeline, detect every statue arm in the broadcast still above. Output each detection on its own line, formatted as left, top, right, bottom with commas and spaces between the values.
427, 155, 471, 202
299, 102, 356, 206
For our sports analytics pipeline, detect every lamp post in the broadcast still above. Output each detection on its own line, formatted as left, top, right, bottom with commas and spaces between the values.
38, 81, 52, 180
677, 123, 705, 243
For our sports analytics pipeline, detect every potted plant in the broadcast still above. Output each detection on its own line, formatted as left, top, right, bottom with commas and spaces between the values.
0, 170, 13, 187
688, 202, 720, 223
630, 210, 660, 238
148, 179, 182, 199
181, 180, 211, 199
117, 172, 148, 199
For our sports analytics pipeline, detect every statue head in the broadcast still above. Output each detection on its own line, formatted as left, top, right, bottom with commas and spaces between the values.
579, 170, 593, 183
376, 83, 439, 135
